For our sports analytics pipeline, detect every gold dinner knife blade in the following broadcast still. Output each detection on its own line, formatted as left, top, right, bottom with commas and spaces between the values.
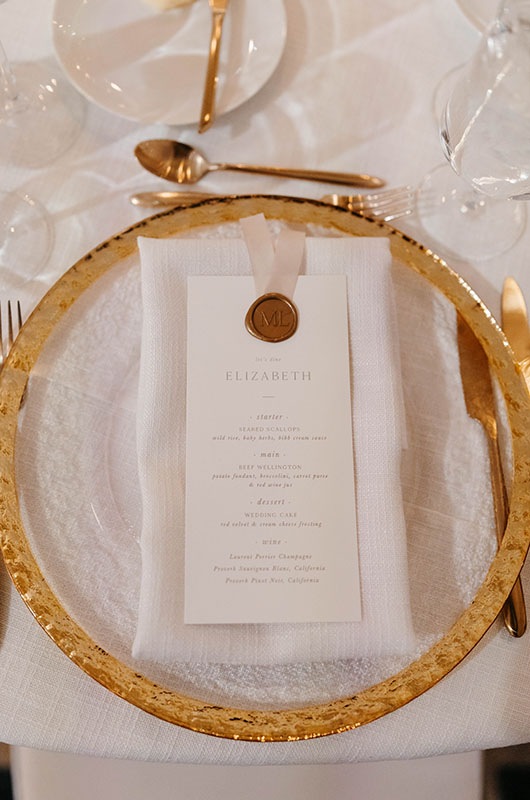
457, 314, 526, 637
502, 277, 530, 387
198, 0, 230, 134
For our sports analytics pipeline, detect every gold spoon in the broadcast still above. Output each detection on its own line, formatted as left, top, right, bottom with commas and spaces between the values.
134, 140, 385, 189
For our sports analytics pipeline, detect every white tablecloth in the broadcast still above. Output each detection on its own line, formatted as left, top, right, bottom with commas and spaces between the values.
1, 0, 530, 765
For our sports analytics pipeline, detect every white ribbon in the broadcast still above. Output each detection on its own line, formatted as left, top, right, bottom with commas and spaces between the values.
240, 214, 305, 299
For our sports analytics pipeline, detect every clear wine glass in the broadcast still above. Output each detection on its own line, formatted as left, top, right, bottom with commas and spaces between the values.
417, 0, 530, 260
455, 0, 500, 31
430, 0, 497, 127
0, 190, 54, 285
0, 8, 85, 282
432, 0, 501, 124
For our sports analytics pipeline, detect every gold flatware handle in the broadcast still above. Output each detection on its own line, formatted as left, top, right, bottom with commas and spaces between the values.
198, 8, 227, 133
503, 579, 526, 637
487, 435, 527, 637
130, 191, 219, 206
216, 163, 384, 188
130, 189, 392, 207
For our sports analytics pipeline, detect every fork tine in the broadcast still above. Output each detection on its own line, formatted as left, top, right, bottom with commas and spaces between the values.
323, 186, 414, 214
353, 186, 413, 204
354, 205, 411, 221
0, 300, 27, 406
354, 192, 414, 211
375, 207, 414, 222
365, 197, 415, 214
330, 187, 411, 204
0, 300, 23, 373
324, 185, 415, 223
347, 190, 414, 210
7, 300, 13, 351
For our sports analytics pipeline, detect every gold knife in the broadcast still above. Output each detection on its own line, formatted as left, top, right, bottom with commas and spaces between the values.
457, 313, 526, 637
502, 277, 530, 389
198, 0, 230, 134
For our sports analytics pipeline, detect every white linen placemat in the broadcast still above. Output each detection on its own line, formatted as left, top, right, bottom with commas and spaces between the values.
133, 235, 416, 665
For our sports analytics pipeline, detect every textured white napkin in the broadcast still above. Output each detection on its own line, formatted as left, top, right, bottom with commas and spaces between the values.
132, 234, 415, 665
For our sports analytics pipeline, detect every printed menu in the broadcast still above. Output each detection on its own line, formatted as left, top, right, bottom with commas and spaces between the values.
184, 275, 361, 624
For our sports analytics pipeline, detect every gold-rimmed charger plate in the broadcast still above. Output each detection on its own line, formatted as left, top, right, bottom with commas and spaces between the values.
0, 195, 529, 742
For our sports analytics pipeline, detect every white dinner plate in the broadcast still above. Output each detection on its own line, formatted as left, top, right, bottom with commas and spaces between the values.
52, 0, 287, 125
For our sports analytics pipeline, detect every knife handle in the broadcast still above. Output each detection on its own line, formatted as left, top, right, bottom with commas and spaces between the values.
198, 10, 226, 134
487, 435, 527, 637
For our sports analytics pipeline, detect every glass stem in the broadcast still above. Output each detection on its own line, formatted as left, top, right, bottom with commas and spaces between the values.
0, 37, 19, 116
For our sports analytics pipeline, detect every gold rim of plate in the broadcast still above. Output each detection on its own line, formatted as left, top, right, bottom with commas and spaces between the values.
1, 195, 530, 742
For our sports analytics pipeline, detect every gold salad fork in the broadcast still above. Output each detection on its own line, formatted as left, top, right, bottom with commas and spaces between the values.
198, 0, 230, 133
129, 186, 415, 222
0, 300, 23, 371
322, 186, 414, 222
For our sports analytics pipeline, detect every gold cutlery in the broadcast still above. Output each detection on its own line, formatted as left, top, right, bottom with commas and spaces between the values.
0, 300, 22, 372
501, 277, 530, 388
198, 0, 230, 133
457, 313, 526, 637
129, 186, 413, 220
323, 189, 413, 221
130, 189, 219, 206
0, 299, 27, 407
134, 140, 385, 189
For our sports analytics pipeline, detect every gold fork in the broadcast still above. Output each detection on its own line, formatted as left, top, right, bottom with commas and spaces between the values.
0, 300, 23, 372
129, 186, 415, 222
0, 300, 27, 408
322, 187, 414, 222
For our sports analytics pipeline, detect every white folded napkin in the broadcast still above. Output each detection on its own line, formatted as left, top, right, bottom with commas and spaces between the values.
133, 233, 416, 665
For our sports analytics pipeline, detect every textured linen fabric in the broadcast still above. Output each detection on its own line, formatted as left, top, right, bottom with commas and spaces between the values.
7, 246, 507, 765
3, 0, 530, 766
133, 235, 415, 664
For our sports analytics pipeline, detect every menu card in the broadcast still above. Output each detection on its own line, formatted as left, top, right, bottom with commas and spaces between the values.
184, 275, 361, 625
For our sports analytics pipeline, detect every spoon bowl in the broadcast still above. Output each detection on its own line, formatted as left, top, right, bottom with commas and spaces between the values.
135, 141, 212, 183
134, 139, 385, 189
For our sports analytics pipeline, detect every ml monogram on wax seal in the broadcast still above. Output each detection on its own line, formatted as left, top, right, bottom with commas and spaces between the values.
240, 213, 305, 345
245, 292, 298, 343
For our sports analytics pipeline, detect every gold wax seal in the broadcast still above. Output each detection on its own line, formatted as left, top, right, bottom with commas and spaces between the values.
245, 293, 298, 343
